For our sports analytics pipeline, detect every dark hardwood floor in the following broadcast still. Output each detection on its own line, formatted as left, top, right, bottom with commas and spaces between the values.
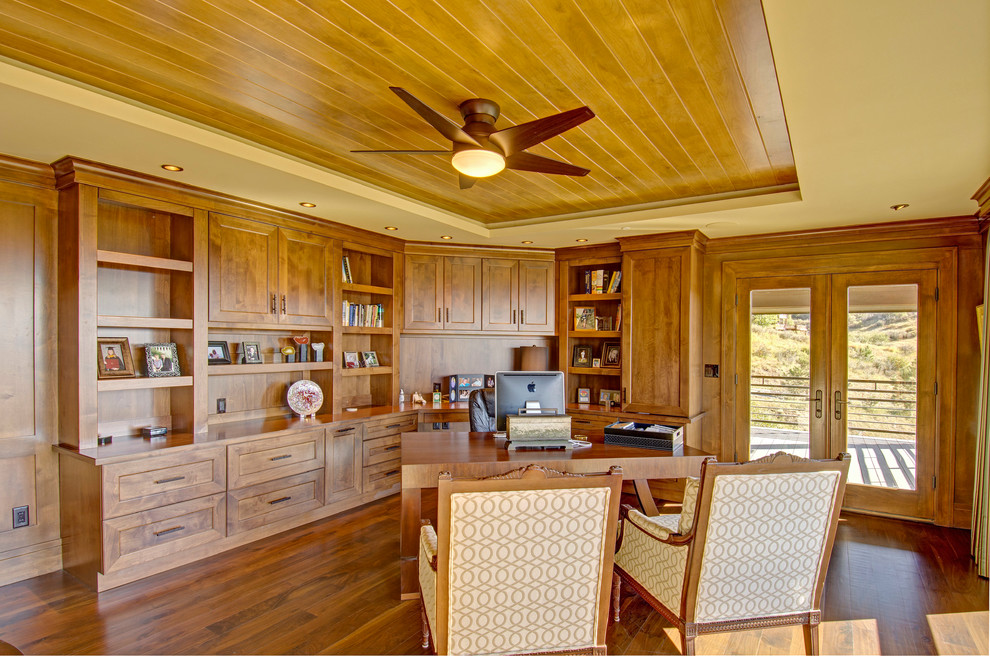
0, 494, 985, 655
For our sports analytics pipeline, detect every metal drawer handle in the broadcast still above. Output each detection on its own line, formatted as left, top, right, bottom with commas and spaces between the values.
155, 476, 185, 485
336, 427, 355, 434
269, 496, 292, 505
385, 445, 400, 452
385, 423, 401, 429
270, 454, 292, 461
154, 525, 185, 537
384, 470, 399, 477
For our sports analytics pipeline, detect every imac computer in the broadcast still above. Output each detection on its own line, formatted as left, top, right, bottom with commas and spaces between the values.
494, 371, 565, 431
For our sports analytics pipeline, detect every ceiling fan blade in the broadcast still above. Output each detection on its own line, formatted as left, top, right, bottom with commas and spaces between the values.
459, 174, 477, 189
351, 150, 451, 154
504, 152, 590, 176
390, 87, 482, 147
489, 106, 594, 156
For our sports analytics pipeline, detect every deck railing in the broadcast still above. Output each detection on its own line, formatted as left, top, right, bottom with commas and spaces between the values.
750, 375, 916, 439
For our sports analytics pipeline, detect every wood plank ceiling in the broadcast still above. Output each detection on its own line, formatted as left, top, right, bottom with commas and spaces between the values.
0, 0, 796, 226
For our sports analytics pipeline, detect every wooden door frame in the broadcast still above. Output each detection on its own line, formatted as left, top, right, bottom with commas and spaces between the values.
721, 247, 957, 524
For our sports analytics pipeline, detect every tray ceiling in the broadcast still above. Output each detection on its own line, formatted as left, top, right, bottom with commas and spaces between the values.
0, 0, 796, 227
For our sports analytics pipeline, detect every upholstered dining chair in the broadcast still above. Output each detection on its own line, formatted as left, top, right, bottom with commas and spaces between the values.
467, 388, 496, 432
612, 452, 850, 656
419, 464, 623, 655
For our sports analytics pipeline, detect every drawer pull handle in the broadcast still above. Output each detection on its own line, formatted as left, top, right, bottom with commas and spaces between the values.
385, 423, 401, 429
384, 470, 399, 477
385, 445, 400, 452
269, 496, 292, 505
336, 427, 355, 434
155, 476, 185, 485
575, 420, 591, 424
270, 454, 292, 461
154, 525, 185, 537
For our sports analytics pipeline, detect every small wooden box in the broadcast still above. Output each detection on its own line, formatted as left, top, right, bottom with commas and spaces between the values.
506, 414, 572, 450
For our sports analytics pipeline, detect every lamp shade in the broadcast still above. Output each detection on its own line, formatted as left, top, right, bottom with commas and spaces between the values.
451, 149, 505, 177
519, 345, 549, 371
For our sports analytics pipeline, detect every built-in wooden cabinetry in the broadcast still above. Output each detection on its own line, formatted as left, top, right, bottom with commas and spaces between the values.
403, 246, 555, 335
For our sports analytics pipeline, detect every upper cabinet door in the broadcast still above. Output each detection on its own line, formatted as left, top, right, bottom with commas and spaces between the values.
209, 214, 278, 323
278, 228, 333, 326
444, 256, 483, 331
404, 254, 444, 330
482, 258, 519, 331
517, 260, 555, 334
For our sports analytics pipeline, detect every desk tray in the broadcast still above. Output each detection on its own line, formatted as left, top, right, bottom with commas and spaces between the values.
604, 421, 683, 450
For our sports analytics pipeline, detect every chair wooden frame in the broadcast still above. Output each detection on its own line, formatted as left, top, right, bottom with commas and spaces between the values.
420, 464, 623, 655
613, 453, 850, 655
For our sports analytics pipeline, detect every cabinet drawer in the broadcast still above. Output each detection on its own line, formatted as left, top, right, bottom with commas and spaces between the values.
102, 446, 226, 519
363, 434, 402, 467
363, 459, 401, 494
569, 413, 613, 432
365, 414, 416, 440
227, 469, 324, 536
227, 430, 325, 490
102, 493, 226, 574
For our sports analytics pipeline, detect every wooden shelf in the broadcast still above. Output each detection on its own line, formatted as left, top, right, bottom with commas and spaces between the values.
98, 316, 194, 329
207, 322, 333, 332
96, 250, 193, 272
208, 361, 333, 375
341, 326, 392, 334
569, 330, 621, 338
568, 367, 621, 376
569, 293, 621, 302
341, 282, 393, 296
97, 376, 193, 392
341, 366, 394, 377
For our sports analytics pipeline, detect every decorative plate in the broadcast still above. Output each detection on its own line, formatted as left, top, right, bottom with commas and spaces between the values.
287, 379, 323, 417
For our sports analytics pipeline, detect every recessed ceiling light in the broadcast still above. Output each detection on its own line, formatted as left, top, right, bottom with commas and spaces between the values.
161, 164, 183, 172
385, 226, 398, 231
521, 240, 533, 244
299, 202, 316, 208
440, 235, 453, 240
890, 204, 909, 211
575, 238, 588, 242
620, 226, 632, 231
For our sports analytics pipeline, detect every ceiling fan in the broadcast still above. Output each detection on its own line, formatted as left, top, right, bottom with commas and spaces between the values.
352, 87, 595, 189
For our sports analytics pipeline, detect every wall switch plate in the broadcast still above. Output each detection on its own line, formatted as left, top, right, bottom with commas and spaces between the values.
12, 505, 28, 528
217, 398, 226, 414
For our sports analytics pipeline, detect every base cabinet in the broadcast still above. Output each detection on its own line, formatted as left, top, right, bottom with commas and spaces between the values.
326, 422, 363, 503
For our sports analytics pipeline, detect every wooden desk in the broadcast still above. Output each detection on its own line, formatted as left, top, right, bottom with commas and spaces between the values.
399, 431, 711, 600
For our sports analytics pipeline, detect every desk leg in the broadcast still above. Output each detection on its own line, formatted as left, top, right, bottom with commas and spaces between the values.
400, 486, 421, 601
633, 479, 660, 517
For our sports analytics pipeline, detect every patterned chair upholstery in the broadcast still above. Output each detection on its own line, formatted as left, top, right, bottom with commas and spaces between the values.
613, 452, 850, 655
419, 464, 623, 655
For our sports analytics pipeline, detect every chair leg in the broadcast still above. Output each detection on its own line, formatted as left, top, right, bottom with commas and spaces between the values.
611, 574, 622, 622
803, 622, 820, 655
420, 603, 430, 650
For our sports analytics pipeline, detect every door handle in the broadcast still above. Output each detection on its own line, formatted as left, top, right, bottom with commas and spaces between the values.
281, 294, 286, 314
446, 308, 450, 323
437, 308, 441, 323
271, 293, 277, 314
512, 309, 517, 324
834, 390, 848, 420
520, 310, 524, 325
810, 389, 823, 418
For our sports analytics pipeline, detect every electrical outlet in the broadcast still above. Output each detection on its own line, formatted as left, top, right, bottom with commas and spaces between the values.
12, 505, 28, 529
217, 398, 226, 414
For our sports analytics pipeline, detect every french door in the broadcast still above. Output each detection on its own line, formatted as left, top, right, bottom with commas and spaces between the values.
734, 269, 937, 519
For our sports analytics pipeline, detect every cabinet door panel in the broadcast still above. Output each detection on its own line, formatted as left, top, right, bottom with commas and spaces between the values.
404, 254, 443, 330
209, 214, 278, 323
279, 228, 332, 326
482, 258, 519, 331
518, 260, 555, 334
444, 256, 483, 330
326, 423, 362, 502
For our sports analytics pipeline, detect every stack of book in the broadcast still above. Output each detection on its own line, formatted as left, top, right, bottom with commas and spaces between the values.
341, 256, 353, 283
583, 269, 621, 294
341, 301, 384, 327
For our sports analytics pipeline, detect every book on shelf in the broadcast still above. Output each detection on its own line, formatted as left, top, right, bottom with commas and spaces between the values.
341, 301, 384, 327
583, 268, 621, 294
342, 256, 353, 284
607, 270, 621, 293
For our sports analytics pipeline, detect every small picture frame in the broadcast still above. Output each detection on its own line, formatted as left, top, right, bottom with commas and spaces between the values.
601, 342, 621, 368
572, 345, 593, 367
145, 343, 181, 377
361, 351, 380, 367
242, 342, 262, 364
207, 341, 231, 365
97, 337, 135, 379
484, 374, 495, 389
599, 389, 621, 407
577, 388, 591, 403
574, 306, 596, 331
343, 351, 360, 368
592, 358, 601, 368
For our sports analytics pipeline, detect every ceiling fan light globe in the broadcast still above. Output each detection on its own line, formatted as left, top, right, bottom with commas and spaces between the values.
451, 149, 505, 178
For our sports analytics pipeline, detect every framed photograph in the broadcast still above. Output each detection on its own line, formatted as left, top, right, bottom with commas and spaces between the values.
592, 358, 601, 368
361, 351, 380, 367
207, 341, 231, 365
343, 351, 360, 368
572, 345, 593, 367
145, 343, 181, 377
97, 337, 135, 379
574, 306, 596, 331
601, 342, 621, 368
599, 389, 621, 406
577, 388, 591, 403
484, 374, 495, 389
242, 341, 262, 364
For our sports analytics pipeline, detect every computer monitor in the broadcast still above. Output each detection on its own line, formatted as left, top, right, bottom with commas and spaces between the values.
494, 371, 566, 431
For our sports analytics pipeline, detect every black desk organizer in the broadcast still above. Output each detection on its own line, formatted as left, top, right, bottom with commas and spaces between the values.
604, 421, 683, 450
